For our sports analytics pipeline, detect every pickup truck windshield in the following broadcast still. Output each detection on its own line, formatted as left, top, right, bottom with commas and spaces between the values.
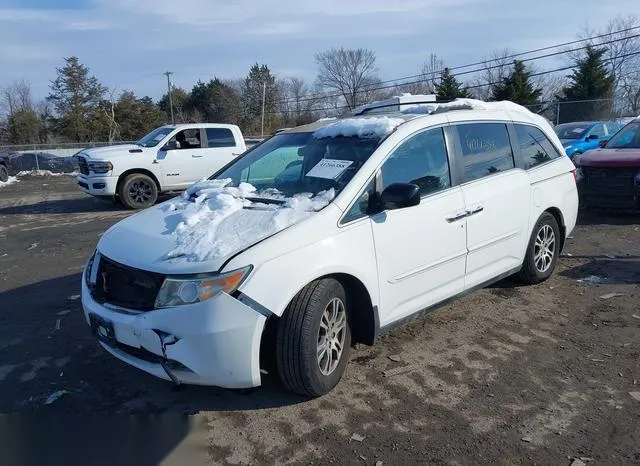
210, 132, 380, 197
605, 121, 640, 149
136, 126, 174, 147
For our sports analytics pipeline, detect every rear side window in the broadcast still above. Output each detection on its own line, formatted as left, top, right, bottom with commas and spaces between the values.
514, 124, 562, 169
456, 123, 515, 182
206, 128, 236, 148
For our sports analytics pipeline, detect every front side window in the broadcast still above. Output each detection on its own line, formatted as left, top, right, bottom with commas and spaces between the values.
606, 121, 640, 149
379, 127, 451, 196
589, 124, 605, 138
554, 123, 589, 140
456, 123, 515, 182
212, 132, 380, 197
342, 178, 376, 223
514, 124, 561, 169
172, 129, 202, 149
206, 128, 236, 148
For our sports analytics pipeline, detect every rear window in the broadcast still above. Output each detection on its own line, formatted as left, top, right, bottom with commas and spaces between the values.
455, 123, 515, 182
514, 124, 562, 169
206, 128, 236, 148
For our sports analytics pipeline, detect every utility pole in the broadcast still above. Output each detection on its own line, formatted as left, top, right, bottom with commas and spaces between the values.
164, 71, 175, 124
261, 81, 266, 137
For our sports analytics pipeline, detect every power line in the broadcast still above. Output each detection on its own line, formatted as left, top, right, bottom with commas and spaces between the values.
279, 25, 640, 106
270, 49, 640, 115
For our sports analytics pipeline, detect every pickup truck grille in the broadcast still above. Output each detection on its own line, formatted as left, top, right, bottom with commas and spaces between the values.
90, 255, 165, 311
78, 156, 89, 175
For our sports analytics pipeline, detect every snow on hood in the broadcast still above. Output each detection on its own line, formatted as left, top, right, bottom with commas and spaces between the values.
313, 116, 405, 139
162, 179, 336, 263
81, 144, 142, 160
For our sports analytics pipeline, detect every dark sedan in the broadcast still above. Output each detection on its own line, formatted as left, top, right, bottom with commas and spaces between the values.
7, 152, 79, 175
574, 118, 640, 211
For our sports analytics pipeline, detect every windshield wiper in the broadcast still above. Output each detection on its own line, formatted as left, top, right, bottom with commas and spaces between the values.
244, 196, 286, 205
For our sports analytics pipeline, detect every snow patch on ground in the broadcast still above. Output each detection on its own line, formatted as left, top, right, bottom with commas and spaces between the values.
165, 181, 335, 262
313, 116, 404, 139
0, 176, 19, 188
17, 170, 78, 177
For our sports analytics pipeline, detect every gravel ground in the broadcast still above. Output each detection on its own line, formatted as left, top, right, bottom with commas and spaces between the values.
0, 175, 638, 465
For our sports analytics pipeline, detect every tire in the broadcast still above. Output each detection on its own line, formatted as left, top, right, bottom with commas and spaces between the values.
517, 212, 561, 285
118, 173, 158, 210
276, 278, 352, 397
0, 164, 8, 183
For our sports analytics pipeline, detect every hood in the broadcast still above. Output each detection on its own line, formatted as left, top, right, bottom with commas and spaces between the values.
81, 144, 145, 160
576, 148, 640, 167
560, 139, 579, 147
97, 180, 335, 275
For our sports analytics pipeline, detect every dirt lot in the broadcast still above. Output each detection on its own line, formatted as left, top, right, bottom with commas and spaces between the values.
0, 175, 639, 465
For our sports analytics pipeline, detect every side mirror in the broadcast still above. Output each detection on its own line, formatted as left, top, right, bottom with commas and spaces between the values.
380, 183, 420, 210
586, 134, 599, 141
162, 140, 178, 151
598, 139, 608, 148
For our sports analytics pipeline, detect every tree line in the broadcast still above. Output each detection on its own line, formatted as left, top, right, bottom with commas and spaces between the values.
1, 14, 638, 146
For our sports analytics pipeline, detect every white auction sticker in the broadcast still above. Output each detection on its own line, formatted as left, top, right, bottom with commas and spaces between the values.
306, 159, 353, 179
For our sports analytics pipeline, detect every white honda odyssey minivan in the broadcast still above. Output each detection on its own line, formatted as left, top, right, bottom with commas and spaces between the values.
81, 99, 579, 397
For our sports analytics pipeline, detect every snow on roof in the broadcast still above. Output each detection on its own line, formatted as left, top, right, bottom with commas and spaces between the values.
401, 98, 535, 116
313, 116, 405, 139
164, 180, 335, 262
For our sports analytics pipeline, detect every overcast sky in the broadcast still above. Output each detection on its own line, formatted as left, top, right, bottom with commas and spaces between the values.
0, 0, 637, 102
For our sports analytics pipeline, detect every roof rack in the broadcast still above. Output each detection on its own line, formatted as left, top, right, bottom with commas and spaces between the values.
351, 94, 443, 116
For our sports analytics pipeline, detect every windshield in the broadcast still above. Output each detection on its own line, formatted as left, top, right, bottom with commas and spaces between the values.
209, 132, 381, 197
554, 123, 590, 140
605, 121, 640, 149
136, 126, 174, 147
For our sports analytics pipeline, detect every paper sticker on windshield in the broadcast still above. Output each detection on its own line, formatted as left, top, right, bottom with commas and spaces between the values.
572, 128, 585, 133
154, 133, 166, 141
306, 159, 353, 179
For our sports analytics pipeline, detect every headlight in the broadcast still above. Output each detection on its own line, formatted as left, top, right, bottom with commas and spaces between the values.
88, 161, 113, 174
154, 266, 252, 308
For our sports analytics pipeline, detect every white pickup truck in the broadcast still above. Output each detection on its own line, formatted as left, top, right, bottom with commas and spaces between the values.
76, 124, 247, 209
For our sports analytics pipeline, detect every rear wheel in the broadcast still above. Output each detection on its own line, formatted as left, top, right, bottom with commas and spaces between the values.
118, 173, 158, 210
517, 212, 560, 284
0, 164, 8, 182
276, 278, 351, 397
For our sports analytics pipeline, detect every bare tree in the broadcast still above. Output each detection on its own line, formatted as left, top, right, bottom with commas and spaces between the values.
102, 88, 120, 142
570, 14, 640, 114
1, 79, 34, 116
315, 47, 379, 109
469, 49, 516, 100
396, 53, 445, 95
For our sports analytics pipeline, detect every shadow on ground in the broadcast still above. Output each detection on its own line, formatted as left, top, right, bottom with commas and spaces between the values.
560, 258, 640, 285
0, 274, 308, 417
577, 209, 640, 226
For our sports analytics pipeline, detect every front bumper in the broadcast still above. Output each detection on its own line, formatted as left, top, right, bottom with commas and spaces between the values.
81, 271, 267, 388
77, 174, 118, 196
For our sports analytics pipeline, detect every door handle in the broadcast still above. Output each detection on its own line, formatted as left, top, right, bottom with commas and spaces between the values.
466, 206, 484, 216
192, 154, 203, 158
446, 212, 467, 223
152, 159, 159, 164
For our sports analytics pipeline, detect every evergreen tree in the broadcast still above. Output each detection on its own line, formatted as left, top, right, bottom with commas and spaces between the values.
47, 57, 106, 142
115, 92, 166, 140
491, 60, 542, 105
559, 46, 615, 122
435, 68, 470, 100
241, 64, 279, 134
159, 87, 189, 123
187, 78, 241, 124
8, 110, 40, 144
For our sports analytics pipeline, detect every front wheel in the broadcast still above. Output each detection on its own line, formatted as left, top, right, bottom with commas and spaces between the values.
0, 165, 8, 183
276, 278, 352, 397
118, 173, 158, 210
517, 212, 560, 284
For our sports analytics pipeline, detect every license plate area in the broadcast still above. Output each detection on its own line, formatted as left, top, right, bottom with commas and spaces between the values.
89, 313, 116, 347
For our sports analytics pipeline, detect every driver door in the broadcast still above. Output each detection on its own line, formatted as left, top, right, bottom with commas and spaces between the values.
158, 128, 208, 189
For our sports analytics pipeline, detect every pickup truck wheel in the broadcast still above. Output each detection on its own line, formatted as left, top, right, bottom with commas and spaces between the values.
119, 174, 158, 210
0, 165, 8, 183
276, 278, 351, 397
517, 212, 560, 285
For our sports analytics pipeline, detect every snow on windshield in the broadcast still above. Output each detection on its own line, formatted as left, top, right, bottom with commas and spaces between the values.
163, 179, 335, 262
313, 116, 404, 139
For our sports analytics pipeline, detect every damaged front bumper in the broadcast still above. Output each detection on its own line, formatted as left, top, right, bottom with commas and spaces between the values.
81, 273, 268, 388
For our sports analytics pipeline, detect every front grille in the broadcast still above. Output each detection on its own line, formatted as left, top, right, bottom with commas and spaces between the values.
78, 156, 89, 175
115, 342, 190, 371
583, 167, 636, 193
90, 255, 165, 311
